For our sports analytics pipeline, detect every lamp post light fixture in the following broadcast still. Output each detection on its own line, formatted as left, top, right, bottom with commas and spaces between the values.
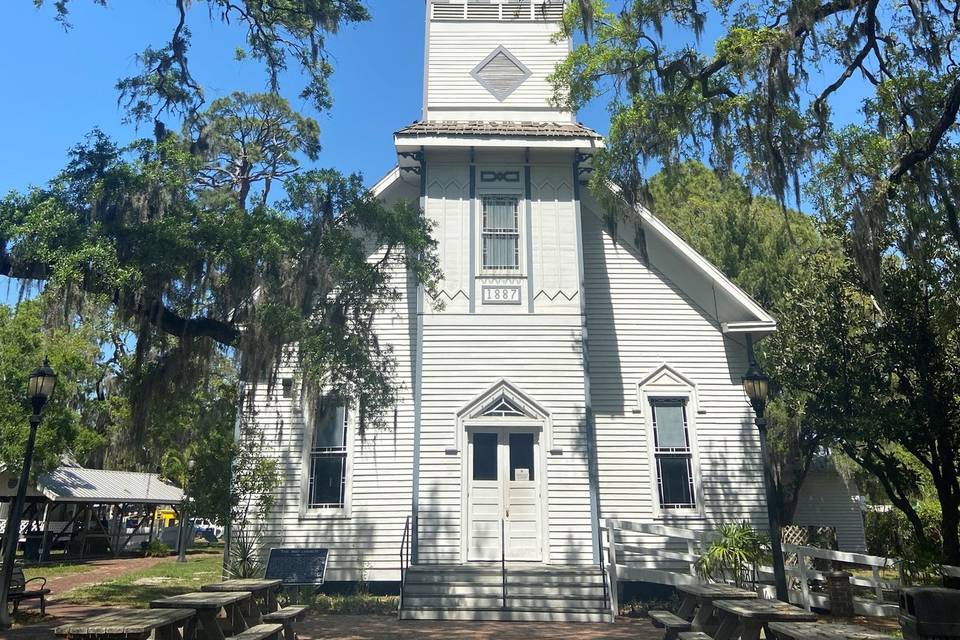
0, 358, 57, 629
177, 459, 196, 563
741, 355, 789, 602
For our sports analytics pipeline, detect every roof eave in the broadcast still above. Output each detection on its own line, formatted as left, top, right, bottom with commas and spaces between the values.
394, 133, 604, 150
601, 180, 778, 331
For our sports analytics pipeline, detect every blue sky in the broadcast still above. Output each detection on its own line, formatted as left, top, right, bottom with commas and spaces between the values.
0, 0, 613, 195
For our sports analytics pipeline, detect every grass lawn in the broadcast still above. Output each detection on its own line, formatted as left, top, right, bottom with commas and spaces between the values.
59, 554, 224, 608
23, 562, 95, 581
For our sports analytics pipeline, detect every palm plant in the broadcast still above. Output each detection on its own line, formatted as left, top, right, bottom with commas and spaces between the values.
695, 523, 767, 588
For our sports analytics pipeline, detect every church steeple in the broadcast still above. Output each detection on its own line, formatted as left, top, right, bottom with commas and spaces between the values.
423, 0, 571, 123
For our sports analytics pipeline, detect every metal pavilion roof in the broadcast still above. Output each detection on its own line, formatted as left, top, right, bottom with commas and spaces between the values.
35, 466, 185, 505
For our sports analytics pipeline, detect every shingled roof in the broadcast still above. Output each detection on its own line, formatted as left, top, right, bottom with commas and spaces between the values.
396, 120, 602, 139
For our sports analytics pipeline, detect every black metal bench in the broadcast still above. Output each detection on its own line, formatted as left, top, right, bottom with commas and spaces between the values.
7, 565, 51, 615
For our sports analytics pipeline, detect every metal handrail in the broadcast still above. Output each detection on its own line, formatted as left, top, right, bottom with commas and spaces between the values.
599, 536, 611, 616
501, 518, 507, 610
399, 515, 411, 612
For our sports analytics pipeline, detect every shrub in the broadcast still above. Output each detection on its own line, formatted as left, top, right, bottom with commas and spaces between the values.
143, 540, 171, 558
312, 593, 399, 616
695, 522, 766, 588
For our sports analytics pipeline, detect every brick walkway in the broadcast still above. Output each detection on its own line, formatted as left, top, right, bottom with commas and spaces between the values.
297, 614, 661, 640
9, 610, 660, 640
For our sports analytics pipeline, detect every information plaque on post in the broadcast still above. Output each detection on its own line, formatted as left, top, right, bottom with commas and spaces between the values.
265, 547, 329, 586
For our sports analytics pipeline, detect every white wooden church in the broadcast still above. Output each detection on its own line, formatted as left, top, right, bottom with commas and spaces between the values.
248, 0, 777, 621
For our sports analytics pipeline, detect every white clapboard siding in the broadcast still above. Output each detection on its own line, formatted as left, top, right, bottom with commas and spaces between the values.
580, 207, 768, 559
245, 247, 416, 582
426, 19, 570, 121
792, 465, 868, 552
426, 164, 471, 312
530, 165, 580, 313
417, 316, 594, 565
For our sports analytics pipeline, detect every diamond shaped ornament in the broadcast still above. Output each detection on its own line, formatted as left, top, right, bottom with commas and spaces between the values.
471, 46, 532, 101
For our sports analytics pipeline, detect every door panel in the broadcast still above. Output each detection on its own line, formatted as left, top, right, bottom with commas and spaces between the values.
468, 432, 501, 561
506, 432, 541, 561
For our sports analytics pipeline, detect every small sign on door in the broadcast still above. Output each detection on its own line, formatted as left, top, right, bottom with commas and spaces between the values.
515, 468, 530, 481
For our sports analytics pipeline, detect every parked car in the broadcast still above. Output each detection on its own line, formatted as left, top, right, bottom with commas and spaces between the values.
190, 518, 223, 540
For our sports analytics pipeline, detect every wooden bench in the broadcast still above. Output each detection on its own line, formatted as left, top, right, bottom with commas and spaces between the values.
54, 608, 196, 640
229, 623, 284, 640
262, 605, 309, 640
7, 565, 51, 615
679, 632, 717, 640
649, 610, 693, 640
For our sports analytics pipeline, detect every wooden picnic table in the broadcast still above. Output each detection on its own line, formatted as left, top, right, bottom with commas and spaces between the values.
712, 598, 818, 640
768, 622, 894, 640
54, 608, 196, 640
676, 583, 758, 631
202, 579, 282, 617
150, 591, 252, 640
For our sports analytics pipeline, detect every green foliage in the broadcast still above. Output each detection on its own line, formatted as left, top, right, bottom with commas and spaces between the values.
312, 593, 399, 616
553, 0, 960, 296
143, 540, 171, 558
0, 299, 107, 476
224, 417, 280, 579
695, 523, 767, 588
3, 3, 442, 479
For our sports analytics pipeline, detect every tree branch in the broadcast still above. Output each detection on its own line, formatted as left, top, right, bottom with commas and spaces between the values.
888, 75, 960, 184
0, 252, 241, 346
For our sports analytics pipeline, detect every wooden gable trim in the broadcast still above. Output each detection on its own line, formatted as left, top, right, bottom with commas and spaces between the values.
450, 378, 556, 454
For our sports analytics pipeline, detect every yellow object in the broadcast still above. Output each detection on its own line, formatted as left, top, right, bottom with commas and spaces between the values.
155, 508, 178, 528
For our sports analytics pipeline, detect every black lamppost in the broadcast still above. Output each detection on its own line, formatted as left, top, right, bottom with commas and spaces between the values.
0, 358, 57, 629
742, 354, 789, 602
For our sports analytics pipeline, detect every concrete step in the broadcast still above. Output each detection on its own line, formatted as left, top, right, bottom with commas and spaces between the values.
399, 606, 611, 623
405, 569, 605, 587
403, 594, 609, 610
403, 583, 607, 598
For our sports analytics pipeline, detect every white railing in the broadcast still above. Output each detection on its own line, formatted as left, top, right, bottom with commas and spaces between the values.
602, 518, 960, 619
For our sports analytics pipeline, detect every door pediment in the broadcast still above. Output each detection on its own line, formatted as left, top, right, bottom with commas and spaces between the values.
452, 379, 556, 454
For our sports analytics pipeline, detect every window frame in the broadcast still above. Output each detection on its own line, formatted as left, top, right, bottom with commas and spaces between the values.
479, 192, 523, 274
643, 391, 704, 520
300, 402, 353, 519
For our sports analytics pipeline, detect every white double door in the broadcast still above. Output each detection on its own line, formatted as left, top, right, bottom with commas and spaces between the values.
467, 429, 542, 562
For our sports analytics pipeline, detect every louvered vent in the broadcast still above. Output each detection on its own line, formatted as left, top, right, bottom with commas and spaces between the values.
502, 1, 531, 19
430, 1, 565, 22
534, 1, 565, 20
432, 3, 466, 19
471, 46, 532, 100
467, 3, 501, 20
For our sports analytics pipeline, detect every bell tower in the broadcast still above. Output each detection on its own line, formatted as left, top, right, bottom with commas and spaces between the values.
422, 0, 572, 122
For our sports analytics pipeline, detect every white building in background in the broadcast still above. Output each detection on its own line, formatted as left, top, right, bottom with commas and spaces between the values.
792, 459, 868, 553
246, 0, 777, 621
